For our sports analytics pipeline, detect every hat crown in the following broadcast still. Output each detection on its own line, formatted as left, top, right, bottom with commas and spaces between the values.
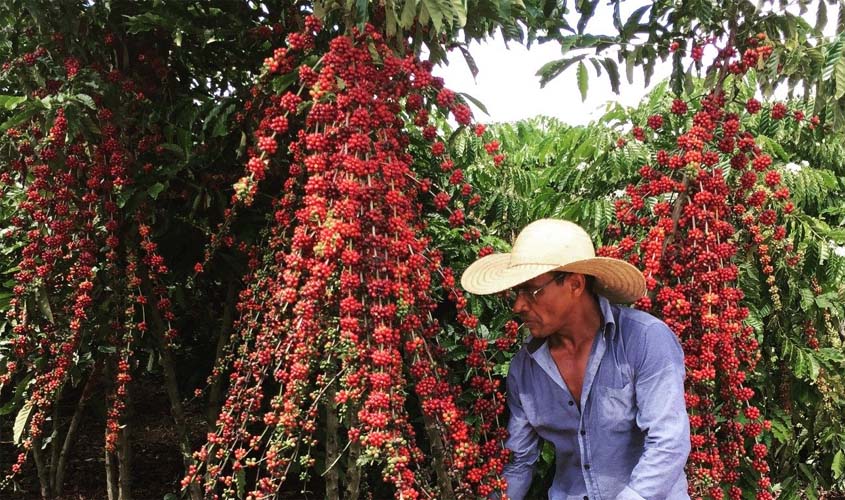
510, 219, 596, 267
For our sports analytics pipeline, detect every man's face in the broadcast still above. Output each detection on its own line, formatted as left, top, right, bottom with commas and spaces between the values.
509, 272, 572, 338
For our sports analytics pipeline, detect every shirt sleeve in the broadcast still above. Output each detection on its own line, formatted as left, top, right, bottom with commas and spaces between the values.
502, 360, 540, 500
621, 321, 691, 500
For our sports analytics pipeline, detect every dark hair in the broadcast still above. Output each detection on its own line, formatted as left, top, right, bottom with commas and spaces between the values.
552, 271, 569, 282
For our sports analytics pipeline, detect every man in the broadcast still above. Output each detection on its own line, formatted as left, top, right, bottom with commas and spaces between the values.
461, 219, 690, 500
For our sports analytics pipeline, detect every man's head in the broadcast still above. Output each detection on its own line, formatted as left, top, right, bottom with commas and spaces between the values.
460, 219, 645, 304
506, 271, 597, 338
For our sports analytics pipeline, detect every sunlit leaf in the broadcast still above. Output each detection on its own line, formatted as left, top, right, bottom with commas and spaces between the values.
13, 401, 32, 445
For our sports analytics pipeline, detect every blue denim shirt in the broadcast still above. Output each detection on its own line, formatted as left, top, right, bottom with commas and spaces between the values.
503, 295, 690, 500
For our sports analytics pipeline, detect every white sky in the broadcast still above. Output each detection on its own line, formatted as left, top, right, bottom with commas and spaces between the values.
434, 27, 670, 125
434, 3, 838, 126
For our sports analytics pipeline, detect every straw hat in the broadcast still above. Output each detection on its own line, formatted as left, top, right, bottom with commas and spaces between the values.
460, 219, 646, 303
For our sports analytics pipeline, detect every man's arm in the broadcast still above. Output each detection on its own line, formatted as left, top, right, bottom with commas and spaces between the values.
618, 321, 691, 500
501, 367, 540, 500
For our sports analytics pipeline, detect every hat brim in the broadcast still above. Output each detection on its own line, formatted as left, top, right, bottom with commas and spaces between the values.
460, 254, 646, 304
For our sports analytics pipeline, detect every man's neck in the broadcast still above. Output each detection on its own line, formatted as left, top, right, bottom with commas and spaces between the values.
547, 296, 602, 354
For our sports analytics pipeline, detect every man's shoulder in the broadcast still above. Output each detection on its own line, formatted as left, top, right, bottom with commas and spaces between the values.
612, 303, 684, 362
613, 304, 669, 337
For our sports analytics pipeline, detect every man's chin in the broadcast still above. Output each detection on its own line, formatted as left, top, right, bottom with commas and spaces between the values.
526, 327, 547, 338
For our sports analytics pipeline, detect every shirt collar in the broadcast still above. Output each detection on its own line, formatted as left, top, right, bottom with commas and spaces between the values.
597, 294, 618, 340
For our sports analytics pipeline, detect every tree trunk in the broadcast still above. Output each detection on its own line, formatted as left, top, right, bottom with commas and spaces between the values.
55, 362, 100, 496
105, 447, 118, 500
324, 385, 340, 500
48, 402, 60, 495
343, 412, 362, 500
207, 279, 237, 429
105, 362, 118, 500
423, 414, 457, 500
32, 437, 51, 500
143, 280, 203, 500
117, 419, 132, 500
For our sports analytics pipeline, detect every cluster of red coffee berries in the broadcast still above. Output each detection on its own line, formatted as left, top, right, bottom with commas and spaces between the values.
186, 18, 509, 499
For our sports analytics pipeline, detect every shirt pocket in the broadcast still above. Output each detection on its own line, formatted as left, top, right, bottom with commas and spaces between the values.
598, 382, 637, 432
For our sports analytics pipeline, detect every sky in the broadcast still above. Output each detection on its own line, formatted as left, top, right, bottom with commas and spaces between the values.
433, 29, 669, 126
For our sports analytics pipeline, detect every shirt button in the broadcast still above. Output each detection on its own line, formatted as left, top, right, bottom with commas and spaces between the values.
580, 430, 586, 436
568, 400, 574, 406
584, 464, 591, 470
583, 497, 589, 500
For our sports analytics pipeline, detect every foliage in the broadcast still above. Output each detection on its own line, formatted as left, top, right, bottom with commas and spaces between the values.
532, 0, 845, 133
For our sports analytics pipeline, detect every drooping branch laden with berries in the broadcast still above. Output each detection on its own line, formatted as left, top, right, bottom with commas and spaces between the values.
183, 19, 516, 499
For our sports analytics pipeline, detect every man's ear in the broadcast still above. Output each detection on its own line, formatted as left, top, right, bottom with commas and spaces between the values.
569, 273, 586, 296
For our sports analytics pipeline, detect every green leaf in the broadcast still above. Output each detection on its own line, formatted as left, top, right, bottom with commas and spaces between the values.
798, 287, 816, 311
458, 44, 479, 79
124, 12, 170, 34
694, 0, 713, 25
457, 92, 489, 116
822, 33, 844, 81
400, 0, 417, 28
74, 93, 96, 110
271, 72, 298, 95
0, 106, 39, 132
577, 61, 589, 101
355, 0, 369, 25
536, 55, 586, 88
235, 467, 245, 498
157, 143, 185, 158
791, 350, 809, 378
827, 227, 845, 243
576, 0, 599, 34
625, 51, 635, 84
421, 0, 444, 32
621, 5, 650, 38
147, 183, 166, 200
835, 57, 845, 100
768, 413, 792, 442
670, 50, 684, 96
0, 95, 27, 110
601, 58, 620, 94
13, 401, 32, 445
833, 450, 845, 480
451, 0, 466, 27
815, 293, 834, 309
807, 353, 820, 380
816, 0, 827, 32
541, 440, 555, 463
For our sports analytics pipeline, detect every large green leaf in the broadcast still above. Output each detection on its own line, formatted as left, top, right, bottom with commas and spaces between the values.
822, 33, 845, 81
601, 57, 620, 94
13, 401, 32, 445
400, 0, 417, 28
833, 450, 845, 480
835, 57, 845, 100
0, 95, 26, 110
